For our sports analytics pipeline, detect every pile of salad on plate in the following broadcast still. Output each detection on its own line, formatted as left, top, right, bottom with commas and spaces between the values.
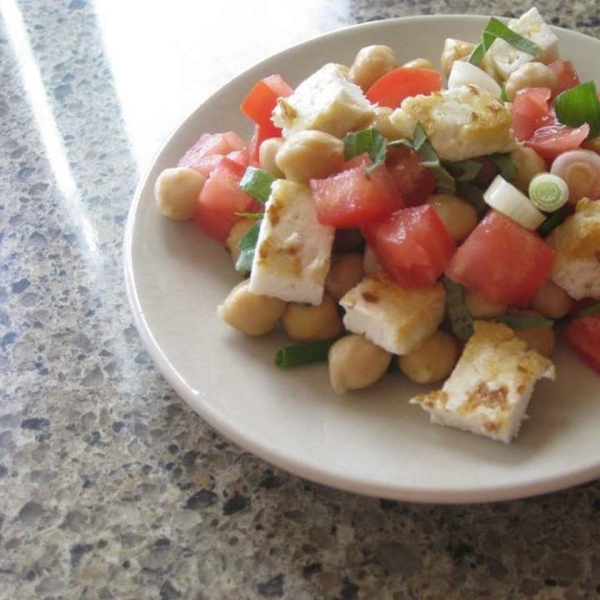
154, 8, 600, 444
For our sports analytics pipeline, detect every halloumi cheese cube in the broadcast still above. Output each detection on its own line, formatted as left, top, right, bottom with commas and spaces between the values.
389, 84, 516, 162
339, 274, 446, 355
486, 8, 559, 80
271, 63, 374, 139
411, 321, 556, 443
548, 198, 600, 300
249, 180, 334, 305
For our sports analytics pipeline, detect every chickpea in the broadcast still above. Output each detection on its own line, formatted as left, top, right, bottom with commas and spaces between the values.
329, 334, 392, 394
428, 194, 478, 243
325, 253, 365, 301
371, 106, 405, 140
282, 293, 343, 341
155, 167, 206, 221
464, 290, 506, 318
217, 279, 287, 336
259, 137, 285, 177
275, 131, 344, 183
401, 58, 435, 70
440, 38, 475, 79
399, 330, 459, 384
225, 219, 256, 266
348, 45, 398, 92
504, 62, 558, 102
530, 280, 574, 319
510, 146, 547, 194
509, 310, 556, 357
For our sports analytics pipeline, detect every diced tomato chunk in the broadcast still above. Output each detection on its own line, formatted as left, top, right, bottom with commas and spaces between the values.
527, 123, 590, 160
248, 124, 280, 167
311, 159, 404, 228
445, 210, 555, 307
241, 74, 293, 137
363, 205, 455, 288
385, 146, 436, 207
511, 87, 552, 141
548, 60, 581, 96
563, 313, 600, 374
194, 157, 258, 244
511, 88, 590, 159
178, 132, 246, 169
366, 68, 442, 109
191, 148, 249, 178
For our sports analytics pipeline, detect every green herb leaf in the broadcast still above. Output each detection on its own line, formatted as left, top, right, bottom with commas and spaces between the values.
554, 81, 600, 139
491, 315, 554, 330
468, 17, 541, 66
389, 123, 457, 193
457, 182, 488, 216
239, 167, 277, 204
488, 153, 517, 181
443, 277, 474, 341
580, 303, 600, 317
445, 160, 483, 182
344, 128, 387, 167
235, 219, 262, 273
275, 339, 336, 368
537, 204, 568, 237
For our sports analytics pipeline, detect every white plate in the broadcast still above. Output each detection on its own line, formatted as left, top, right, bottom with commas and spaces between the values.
124, 15, 600, 503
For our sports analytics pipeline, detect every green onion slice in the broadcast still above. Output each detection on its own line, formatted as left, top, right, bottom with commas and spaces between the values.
580, 303, 600, 317
235, 219, 262, 273
491, 315, 554, 330
344, 127, 387, 166
537, 204, 568, 237
554, 81, 600, 139
234, 211, 264, 219
443, 277, 474, 341
468, 17, 541, 66
528, 173, 569, 212
239, 167, 277, 204
275, 339, 336, 368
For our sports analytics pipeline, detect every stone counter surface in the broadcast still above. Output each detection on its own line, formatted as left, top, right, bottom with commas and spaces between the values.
1, 0, 600, 598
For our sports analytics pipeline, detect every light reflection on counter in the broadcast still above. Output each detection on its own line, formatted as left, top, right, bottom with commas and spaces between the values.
92, 0, 350, 170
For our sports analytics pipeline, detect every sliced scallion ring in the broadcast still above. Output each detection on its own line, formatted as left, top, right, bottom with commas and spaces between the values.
483, 175, 546, 230
528, 173, 569, 212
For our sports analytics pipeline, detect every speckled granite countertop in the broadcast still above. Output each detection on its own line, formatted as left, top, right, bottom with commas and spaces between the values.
2, 1, 600, 598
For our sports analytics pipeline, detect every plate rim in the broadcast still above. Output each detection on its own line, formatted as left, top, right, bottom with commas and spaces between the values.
124, 14, 600, 504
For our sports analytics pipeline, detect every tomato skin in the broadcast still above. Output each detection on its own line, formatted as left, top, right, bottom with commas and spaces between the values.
178, 132, 246, 169
445, 210, 555, 307
563, 313, 600, 375
385, 146, 437, 207
511, 87, 590, 159
526, 123, 590, 159
366, 68, 442, 109
548, 60, 581, 96
363, 205, 455, 288
240, 74, 293, 136
194, 157, 258, 244
311, 161, 404, 228
248, 123, 279, 166
511, 87, 552, 141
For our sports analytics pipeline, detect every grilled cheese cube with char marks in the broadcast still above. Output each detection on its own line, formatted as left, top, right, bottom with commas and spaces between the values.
411, 321, 556, 444
389, 84, 516, 162
271, 63, 374, 139
249, 180, 334, 305
548, 198, 600, 300
340, 273, 446, 355
486, 8, 560, 81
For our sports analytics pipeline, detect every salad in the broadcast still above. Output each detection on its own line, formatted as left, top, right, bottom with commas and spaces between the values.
154, 7, 600, 444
